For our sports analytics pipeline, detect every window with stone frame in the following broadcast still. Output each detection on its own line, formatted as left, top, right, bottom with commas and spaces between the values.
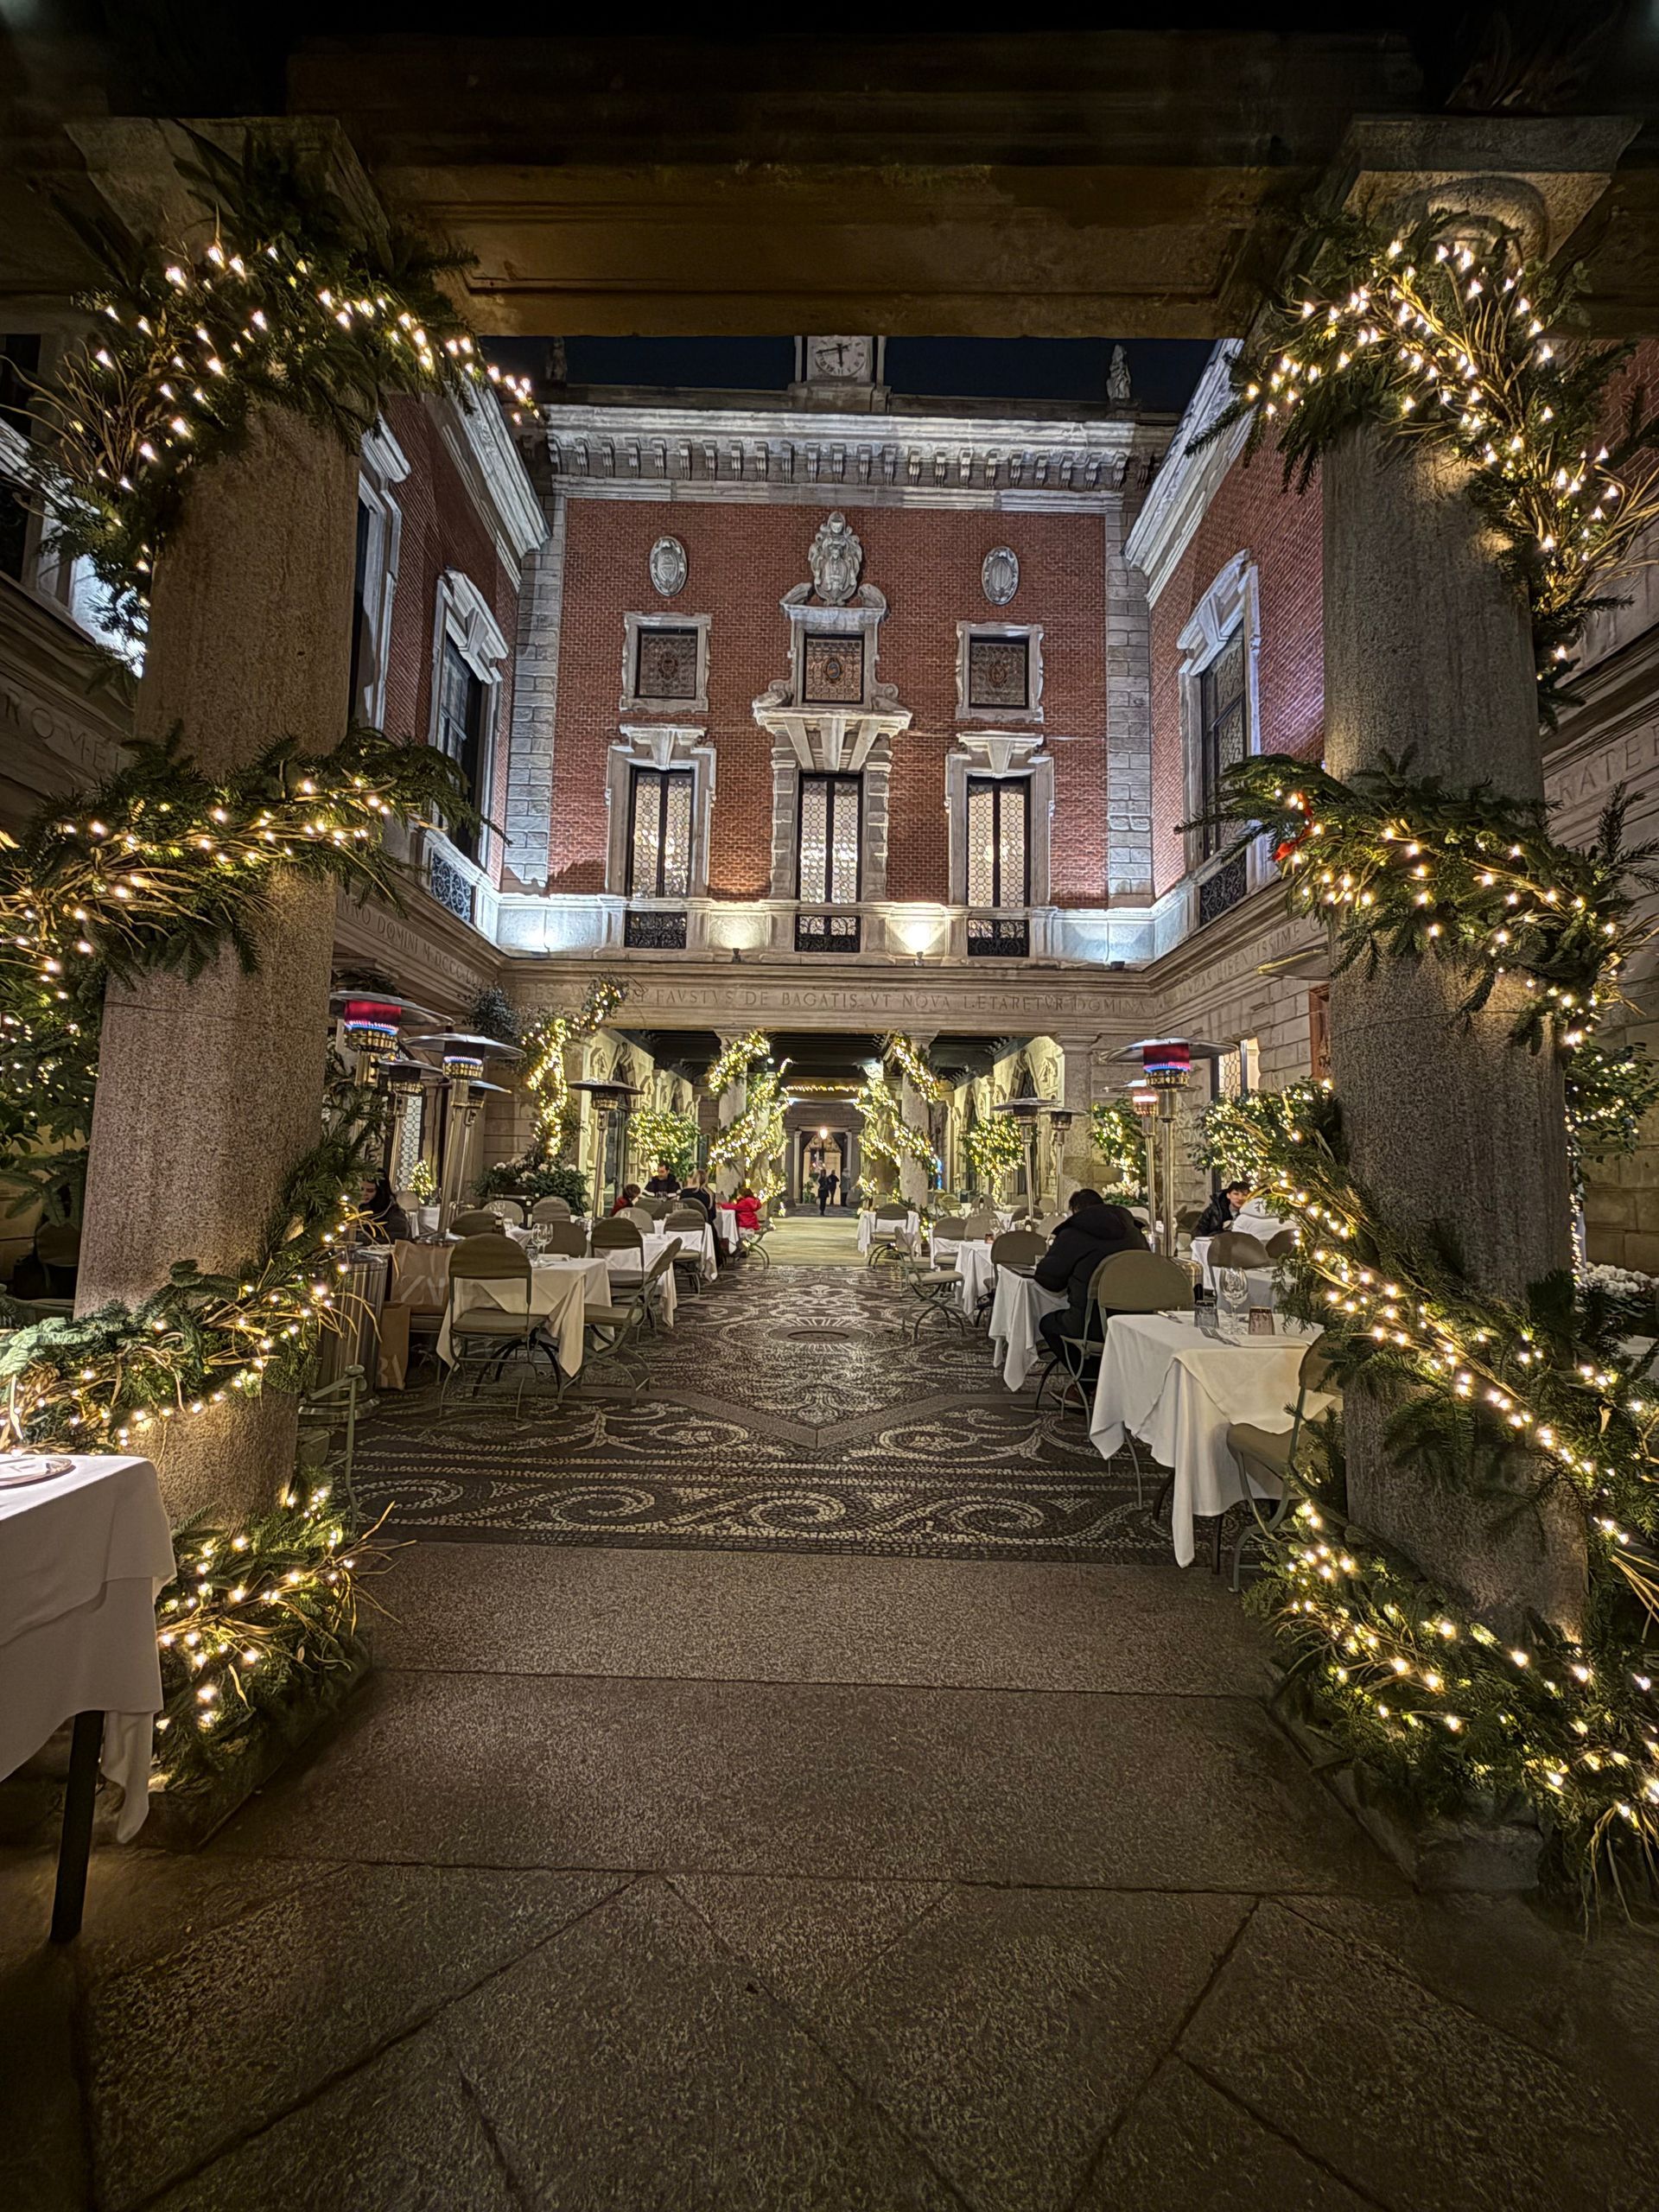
965, 777, 1031, 908
627, 766, 694, 899
797, 772, 861, 905
435, 639, 486, 861
966, 632, 1031, 712
1195, 626, 1248, 861
634, 625, 700, 702
801, 633, 864, 705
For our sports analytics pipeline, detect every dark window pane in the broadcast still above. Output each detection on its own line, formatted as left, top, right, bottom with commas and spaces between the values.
967, 634, 1029, 710
635, 626, 698, 699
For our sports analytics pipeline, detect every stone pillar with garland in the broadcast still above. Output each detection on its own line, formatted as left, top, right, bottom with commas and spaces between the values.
895, 1032, 938, 1209
1319, 122, 1630, 1635
711, 1032, 750, 1198
1050, 1033, 1102, 1208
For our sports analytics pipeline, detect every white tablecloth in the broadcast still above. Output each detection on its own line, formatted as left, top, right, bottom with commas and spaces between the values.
1, 1455, 175, 1840
715, 1205, 740, 1251
858, 1210, 918, 1254
439, 1256, 608, 1369
1191, 1210, 1291, 1290
953, 1239, 996, 1313
1188, 1249, 1280, 1308
1088, 1312, 1323, 1567
987, 1268, 1068, 1389
600, 1231, 685, 1324
650, 1222, 717, 1280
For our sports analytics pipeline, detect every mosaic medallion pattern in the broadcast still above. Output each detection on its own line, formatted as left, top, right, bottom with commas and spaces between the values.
635, 626, 699, 699
967, 633, 1030, 709
357, 1264, 1172, 1563
802, 633, 864, 704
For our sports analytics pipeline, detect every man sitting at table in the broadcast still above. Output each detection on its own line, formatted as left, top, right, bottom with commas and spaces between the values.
645, 1160, 681, 1196
1194, 1181, 1250, 1238
1034, 1191, 1148, 1369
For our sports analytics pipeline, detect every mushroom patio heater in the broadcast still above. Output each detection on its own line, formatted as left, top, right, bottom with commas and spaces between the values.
330, 990, 436, 1082
408, 1031, 524, 1236
569, 1077, 644, 1216
1137, 1039, 1192, 1258
376, 1053, 436, 1183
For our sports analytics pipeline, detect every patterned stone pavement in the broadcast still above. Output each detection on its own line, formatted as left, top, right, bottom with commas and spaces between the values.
356, 1256, 1172, 1561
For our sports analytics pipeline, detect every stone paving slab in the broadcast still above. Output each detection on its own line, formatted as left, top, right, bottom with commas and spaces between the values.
365, 1541, 1272, 1694
212, 1668, 1394, 1895
1179, 1899, 1659, 2212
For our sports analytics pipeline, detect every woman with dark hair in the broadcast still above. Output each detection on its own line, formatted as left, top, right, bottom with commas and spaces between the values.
1033, 1195, 1148, 1363
362, 1175, 410, 1243
610, 1181, 644, 1217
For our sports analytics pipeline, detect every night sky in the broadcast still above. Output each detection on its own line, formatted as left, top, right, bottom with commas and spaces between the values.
494, 336, 1214, 417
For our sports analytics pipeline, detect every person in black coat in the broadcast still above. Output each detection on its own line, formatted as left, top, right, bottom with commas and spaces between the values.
1033, 1191, 1149, 1365
1194, 1181, 1250, 1238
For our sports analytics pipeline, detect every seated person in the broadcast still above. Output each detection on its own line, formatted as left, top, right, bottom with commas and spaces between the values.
645, 1160, 681, 1196
610, 1181, 644, 1217
678, 1175, 716, 1222
1033, 1191, 1148, 1368
1194, 1181, 1250, 1239
733, 1188, 763, 1235
362, 1174, 410, 1243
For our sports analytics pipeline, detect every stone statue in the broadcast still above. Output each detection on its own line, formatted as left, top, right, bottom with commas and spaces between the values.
808, 511, 863, 606
649, 535, 688, 598
1107, 344, 1132, 404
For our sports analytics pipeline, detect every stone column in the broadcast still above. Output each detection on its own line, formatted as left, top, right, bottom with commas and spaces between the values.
1324, 426, 1583, 1631
77, 407, 359, 1525
897, 1035, 937, 1209
1051, 1034, 1100, 1205
712, 1033, 748, 1198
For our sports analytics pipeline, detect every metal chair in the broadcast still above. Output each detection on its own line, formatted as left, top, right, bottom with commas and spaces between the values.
744, 1208, 775, 1270
534, 1217, 588, 1257
1038, 1212, 1066, 1237
975, 1229, 1047, 1326
962, 1208, 995, 1241
1206, 1230, 1273, 1271
1176, 1205, 1205, 1236
1264, 1229, 1299, 1262
1224, 1335, 1338, 1589
901, 1246, 968, 1339
866, 1202, 914, 1269
581, 1241, 681, 1395
441, 1234, 556, 1415
451, 1209, 500, 1238
1036, 1252, 1194, 1480
591, 1216, 645, 1255
625, 1204, 656, 1234
531, 1196, 573, 1222
484, 1197, 526, 1226
664, 1207, 709, 1296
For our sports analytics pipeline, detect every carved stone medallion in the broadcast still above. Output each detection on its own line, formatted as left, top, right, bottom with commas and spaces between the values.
982, 546, 1019, 607
808, 511, 863, 606
649, 535, 688, 598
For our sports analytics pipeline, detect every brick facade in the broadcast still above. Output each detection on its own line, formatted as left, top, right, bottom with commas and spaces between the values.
1147, 452, 1324, 896
543, 500, 1115, 906
379, 396, 521, 890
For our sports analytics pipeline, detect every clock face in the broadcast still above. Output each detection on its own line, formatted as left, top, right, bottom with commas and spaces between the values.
810, 336, 872, 380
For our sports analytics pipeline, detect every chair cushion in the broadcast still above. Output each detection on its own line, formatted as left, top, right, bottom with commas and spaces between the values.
583, 1304, 630, 1325
915, 1268, 960, 1285
451, 1311, 530, 1337
1226, 1421, 1293, 1475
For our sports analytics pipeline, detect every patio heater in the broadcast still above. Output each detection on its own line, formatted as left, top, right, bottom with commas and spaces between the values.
1128, 1082, 1159, 1229
1045, 1107, 1074, 1210
992, 1094, 1055, 1216
568, 1077, 643, 1216
1137, 1040, 1192, 1258
408, 1032, 523, 1237
330, 990, 436, 1084
376, 1054, 435, 1185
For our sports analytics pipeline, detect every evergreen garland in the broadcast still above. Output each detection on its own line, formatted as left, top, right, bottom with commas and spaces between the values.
1212, 207, 1659, 714
1089, 1098, 1148, 1198
26, 129, 533, 641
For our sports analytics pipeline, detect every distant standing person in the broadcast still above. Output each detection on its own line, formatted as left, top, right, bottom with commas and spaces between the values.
817, 1167, 836, 1215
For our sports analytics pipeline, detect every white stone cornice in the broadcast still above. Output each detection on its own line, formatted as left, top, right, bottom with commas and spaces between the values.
436, 392, 548, 571
530, 403, 1168, 513
1123, 342, 1249, 604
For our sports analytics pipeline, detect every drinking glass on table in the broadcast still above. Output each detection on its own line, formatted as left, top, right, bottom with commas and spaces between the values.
1215, 1266, 1250, 1343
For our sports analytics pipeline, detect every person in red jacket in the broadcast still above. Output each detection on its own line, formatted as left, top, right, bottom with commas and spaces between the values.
610, 1182, 643, 1217
733, 1188, 763, 1235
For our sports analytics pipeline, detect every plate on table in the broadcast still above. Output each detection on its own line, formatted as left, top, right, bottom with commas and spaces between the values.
0, 1453, 76, 1487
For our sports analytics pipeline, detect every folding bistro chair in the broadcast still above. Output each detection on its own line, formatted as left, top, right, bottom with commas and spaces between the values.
865, 1202, 913, 1269
532, 1217, 588, 1256
1224, 1334, 1338, 1589
901, 1216, 970, 1338
531, 1196, 573, 1222
581, 1242, 681, 1395
451, 1209, 501, 1239
1035, 1253, 1194, 1495
441, 1234, 559, 1415
975, 1229, 1046, 1327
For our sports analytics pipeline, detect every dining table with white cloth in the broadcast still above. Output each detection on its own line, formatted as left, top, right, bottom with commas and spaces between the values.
1087, 1312, 1325, 1567
857, 1209, 918, 1254
951, 1238, 996, 1313
1191, 1207, 1292, 1294
437, 1254, 612, 1369
1, 1452, 176, 1937
607, 1227, 696, 1300
987, 1267, 1068, 1389
715, 1205, 740, 1251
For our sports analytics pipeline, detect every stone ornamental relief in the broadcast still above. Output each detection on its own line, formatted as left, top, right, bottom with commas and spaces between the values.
808, 512, 863, 606
982, 546, 1019, 607
649, 535, 688, 598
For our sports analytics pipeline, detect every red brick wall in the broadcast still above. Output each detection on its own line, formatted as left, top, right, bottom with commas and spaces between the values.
380, 397, 520, 889
548, 501, 1111, 905
1148, 452, 1324, 895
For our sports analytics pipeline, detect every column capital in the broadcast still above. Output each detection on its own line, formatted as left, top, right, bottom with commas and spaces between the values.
1327, 114, 1635, 260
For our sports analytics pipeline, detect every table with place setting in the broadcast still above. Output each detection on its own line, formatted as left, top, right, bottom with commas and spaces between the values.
1, 1452, 175, 1939
1190, 1206, 1292, 1295
987, 1265, 1068, 1390
1088, 1309, 1326, 1567
437, 1252, 613, 1370
950, 1236, 996, 1314
857, 1209, 918, 1254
